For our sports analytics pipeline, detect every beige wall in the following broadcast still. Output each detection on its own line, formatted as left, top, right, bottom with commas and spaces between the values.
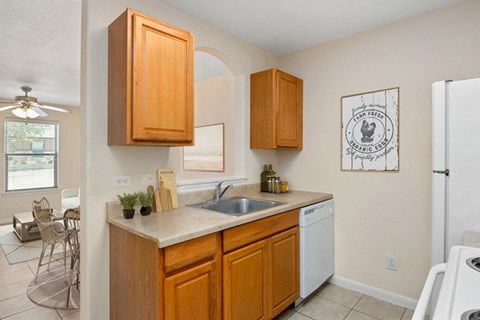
277, 0, 480, 299
82, 1, 277, 319
82, 0, 480, 318
179, 73, 236, 181
0, 105, 81, 223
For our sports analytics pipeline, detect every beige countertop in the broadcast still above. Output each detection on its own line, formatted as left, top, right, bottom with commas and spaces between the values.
106, 190, 332, 248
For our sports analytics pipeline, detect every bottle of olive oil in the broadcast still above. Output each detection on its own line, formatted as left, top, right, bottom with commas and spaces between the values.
268, 164, 276, 178
260, 164, 269, 192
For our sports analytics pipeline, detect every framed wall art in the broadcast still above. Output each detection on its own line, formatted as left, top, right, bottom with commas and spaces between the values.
183, 123, 224, 172
341, 87, 399, 171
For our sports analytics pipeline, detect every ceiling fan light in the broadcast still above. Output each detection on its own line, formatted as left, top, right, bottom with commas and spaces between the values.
26, 108, 40, 118
2, 86, 70, 117
12, 107, 27, 119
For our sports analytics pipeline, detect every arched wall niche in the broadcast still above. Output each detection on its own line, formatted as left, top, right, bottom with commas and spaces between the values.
175, 48, 246, 190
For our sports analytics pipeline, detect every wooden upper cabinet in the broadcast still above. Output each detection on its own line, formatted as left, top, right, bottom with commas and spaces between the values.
108, 8, 194, 146
250, 68, 303, 149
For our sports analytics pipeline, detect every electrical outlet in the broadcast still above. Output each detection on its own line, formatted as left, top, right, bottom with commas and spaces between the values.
386, 255, 397, 271
142, 174, 156, 185
112, 175, 131, 187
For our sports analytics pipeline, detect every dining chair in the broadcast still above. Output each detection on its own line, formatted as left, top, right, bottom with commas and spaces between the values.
32, 197, 67, 283
32, 197, 52, 220
61, 188, 80, 211
64, 207, 80, 307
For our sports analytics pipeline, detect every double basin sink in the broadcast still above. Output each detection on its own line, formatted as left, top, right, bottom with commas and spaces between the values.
189, 196, 284, 216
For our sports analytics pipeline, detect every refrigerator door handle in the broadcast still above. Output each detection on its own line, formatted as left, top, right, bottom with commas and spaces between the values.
433, 169, 450, 177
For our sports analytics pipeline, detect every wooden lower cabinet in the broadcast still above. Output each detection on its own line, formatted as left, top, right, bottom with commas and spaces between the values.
109, 225, 160, 320
165, 260, 218, 320
222, 210, 299, 320
269, 227, 299, 318
109, 226, 220, 320
110, 210, 299, 320
223, 240, 269, 320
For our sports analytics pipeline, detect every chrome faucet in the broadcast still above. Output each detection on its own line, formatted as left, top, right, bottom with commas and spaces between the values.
214, 182, 233, 202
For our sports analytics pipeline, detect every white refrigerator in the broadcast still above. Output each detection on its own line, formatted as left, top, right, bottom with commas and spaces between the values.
432, 78, 480, 266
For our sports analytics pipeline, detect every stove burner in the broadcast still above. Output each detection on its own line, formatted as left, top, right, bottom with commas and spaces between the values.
466, 257, 480, 272
461, 310, 480, 320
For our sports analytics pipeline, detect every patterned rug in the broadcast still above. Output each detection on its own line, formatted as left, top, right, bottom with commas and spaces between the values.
27, 263, 80, 309
0, 225, 65, 264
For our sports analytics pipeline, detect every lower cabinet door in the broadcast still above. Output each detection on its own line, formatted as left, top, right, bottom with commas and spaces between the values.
269, 227, 299, 318
223, 239, 268, 320
164, 260, 218, 320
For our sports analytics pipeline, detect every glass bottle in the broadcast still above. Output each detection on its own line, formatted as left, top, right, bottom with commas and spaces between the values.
274, 177, 281, 194
260, 164, 269, 192
267, 177, 272, 193
267, 164, 276, 192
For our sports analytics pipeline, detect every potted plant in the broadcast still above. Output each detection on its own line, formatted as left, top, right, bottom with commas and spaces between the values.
138, 191, 154, 216
117, 192, 138, 219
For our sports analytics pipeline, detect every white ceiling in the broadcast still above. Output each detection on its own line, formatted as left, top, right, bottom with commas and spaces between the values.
0, 0, 464, 107
164, 0, 463, 56
0, 0, 81, 107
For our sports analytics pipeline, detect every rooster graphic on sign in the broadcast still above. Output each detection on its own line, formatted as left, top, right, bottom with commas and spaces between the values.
360, 120, 376, 143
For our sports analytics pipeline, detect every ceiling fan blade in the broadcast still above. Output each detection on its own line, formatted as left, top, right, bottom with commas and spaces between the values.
39, 104, 71, 113
31, 106, 48, 117
0, 105, 18, 112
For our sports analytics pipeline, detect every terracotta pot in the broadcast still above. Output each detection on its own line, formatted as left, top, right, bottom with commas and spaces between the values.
140, 206, 152, 216
123, 209, 135, 219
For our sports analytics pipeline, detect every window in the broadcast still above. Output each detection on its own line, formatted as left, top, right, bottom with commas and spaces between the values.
4, 119, 59, 192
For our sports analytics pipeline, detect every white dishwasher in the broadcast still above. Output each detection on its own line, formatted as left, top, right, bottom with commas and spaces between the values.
299, 199, 334, 299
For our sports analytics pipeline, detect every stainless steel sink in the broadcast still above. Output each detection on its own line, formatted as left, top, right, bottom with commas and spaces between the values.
189, 197, 284, 216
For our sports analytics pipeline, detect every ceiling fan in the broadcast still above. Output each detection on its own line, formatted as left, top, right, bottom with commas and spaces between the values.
0, 86, 71, 119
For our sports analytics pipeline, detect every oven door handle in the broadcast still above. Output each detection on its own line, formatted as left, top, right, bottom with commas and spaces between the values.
412, 263, 447, 320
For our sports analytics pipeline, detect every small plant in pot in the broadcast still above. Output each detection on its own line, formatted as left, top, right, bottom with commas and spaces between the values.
117, 193, 138, 219
138, 191, 154, 216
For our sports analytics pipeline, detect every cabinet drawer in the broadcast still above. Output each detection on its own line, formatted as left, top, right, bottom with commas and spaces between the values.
223, 209, 298, 253
164, 233, 218, 274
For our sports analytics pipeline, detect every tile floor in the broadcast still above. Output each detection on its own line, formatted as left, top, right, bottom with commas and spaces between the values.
0, 224, 79, 320
274, 284, 416, 320
1, 222, 415, 320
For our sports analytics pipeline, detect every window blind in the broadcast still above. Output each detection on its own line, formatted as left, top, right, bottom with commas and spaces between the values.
4, 119, 59, 191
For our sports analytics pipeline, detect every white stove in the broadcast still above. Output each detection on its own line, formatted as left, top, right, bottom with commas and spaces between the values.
414, 246, 480, 320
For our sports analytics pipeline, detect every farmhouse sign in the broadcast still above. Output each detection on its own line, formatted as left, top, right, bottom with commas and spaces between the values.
341, 88, 399, 171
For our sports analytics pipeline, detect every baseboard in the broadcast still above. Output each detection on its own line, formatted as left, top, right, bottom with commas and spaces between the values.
329, 275, 418, 311
0, 218, 12, 225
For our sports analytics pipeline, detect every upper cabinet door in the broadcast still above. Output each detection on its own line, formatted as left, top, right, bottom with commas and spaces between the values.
276, 70, 303, 148
108, 8, 194, 146
132, 14, 194, 142
250, 68, 303, 150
